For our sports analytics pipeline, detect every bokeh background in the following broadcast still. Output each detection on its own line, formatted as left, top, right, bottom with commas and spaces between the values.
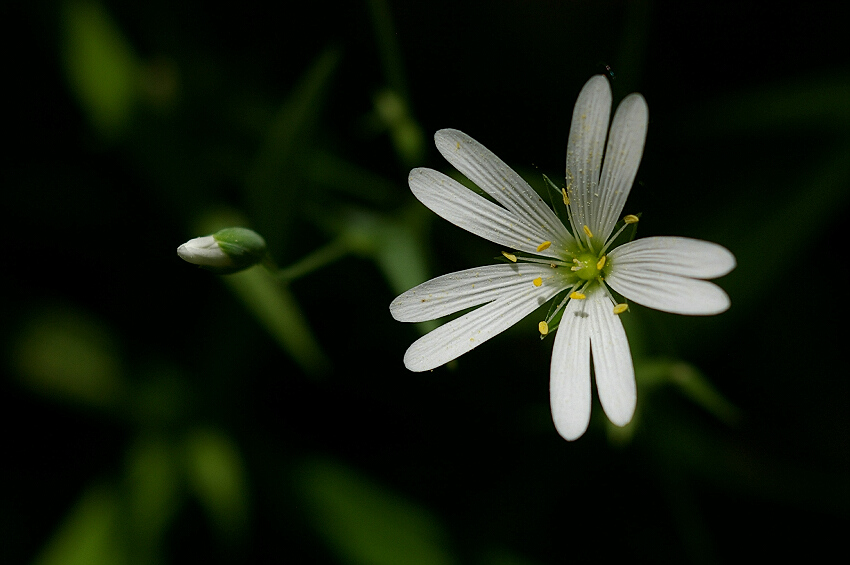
4, 1, 848, 563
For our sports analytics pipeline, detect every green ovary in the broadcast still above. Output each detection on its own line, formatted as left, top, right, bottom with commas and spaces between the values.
573, 252, 601, 281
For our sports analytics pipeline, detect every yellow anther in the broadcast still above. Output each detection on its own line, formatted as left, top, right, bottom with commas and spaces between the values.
456, 141, 460, 150
570, 291, 586, 300
532, 277, 543, 287
502, 251, 517, 263
538, 321, 549, 335
536, 241, 552, 252
596, 255, 606, 270
623, 214, 639, 224
582, 225, 593, 238
561, 188, 570, 206
613, 303, 629, 315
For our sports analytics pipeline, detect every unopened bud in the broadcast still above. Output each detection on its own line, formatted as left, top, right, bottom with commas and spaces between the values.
177, 227, 267, 274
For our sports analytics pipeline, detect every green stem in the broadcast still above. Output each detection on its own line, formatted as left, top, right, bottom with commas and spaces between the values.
274, 238, 352, 282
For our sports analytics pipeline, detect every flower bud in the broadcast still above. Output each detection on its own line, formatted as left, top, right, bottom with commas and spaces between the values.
177, 227, 267, 274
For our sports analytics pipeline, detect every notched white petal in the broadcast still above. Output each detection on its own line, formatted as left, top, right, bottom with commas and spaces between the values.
402, 280, 561, 372
609, 236, 736, 279
550, 294, 593, 441
567, 75, 612, 240
409, 167, 565, 257
594, 93, 648, 242
550, 287, 636, 440
434, 129, 574, 249
390, 263, 557, 322
606, 269, 731, 315
587, 290, 636, 427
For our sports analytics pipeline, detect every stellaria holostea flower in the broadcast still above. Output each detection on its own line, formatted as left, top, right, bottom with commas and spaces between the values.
389, 75, 735, 440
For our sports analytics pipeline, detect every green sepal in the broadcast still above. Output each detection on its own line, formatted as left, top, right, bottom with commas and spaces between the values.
208, 227, 268, 274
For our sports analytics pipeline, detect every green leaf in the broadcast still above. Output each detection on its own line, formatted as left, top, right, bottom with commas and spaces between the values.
61, 0, 139, 138
294, 458, 458, 565
221, 265, 329, 376
183, 428, 250, 542
31, 484, 126, 565
244, 47, 340, 251
12, 305, 127, 410
124, 435, 181, 554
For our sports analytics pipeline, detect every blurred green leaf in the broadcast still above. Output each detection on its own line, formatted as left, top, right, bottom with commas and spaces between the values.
316, 206, 438, 333
305, 151, 398, 204
367, 0, 424, 166
183, 427, 250, 542
61, 0, 139, 137
651, 409, 850, 515
675, 74, 850, 135
373, 89, 425, 167
12, 305, 127, 410
31, 484, 126, 565
124, 435, 181, 557
636, 358, 740, 426
367, 0, 409, 100
295, 458, 458, 565
221, 265, 329, 375
718, 140, 850, 310
245, 47, 340, 251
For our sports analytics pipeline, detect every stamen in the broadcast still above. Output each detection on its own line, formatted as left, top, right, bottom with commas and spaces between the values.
613, 303, 629, 315
570, 291, 586, 300
538, 321, 549, 335
536, 241, 552, 252
596, 255, 606, 270
583, 225, 593, 238
512, 256, 572, 267
502, 251, 517, 263
532, 277, 543, 287
599, 214, 640, 256
544, 285, 578, 327
561, 188, 570, 206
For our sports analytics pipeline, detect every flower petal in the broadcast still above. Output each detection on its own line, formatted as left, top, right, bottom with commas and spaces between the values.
550, 292, 592, 441
409, 167, 567, 257
434, 129, 574, 250
550, 287, 636, 440
566, 75, 612, 248
594, 93, 648, 241
605, 268, 731, 315
586, 288, 636, 427
608, 236, 736, 279
390, 263, 559, 323
401, 276, 562, 372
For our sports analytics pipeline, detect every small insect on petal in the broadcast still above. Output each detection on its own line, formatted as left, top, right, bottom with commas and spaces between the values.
536, 241, 552, 252
502, 251, 517, 262
538, 321, 549, 335
570, 291, 586, 300
613, 303, 629, 314
623, 214, 639, 224
532, 277, 543, 287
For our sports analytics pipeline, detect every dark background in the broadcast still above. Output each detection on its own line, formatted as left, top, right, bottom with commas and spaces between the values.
4, 1, 848, 564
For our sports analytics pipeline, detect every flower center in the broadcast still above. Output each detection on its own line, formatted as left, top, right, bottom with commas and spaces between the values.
572, 252, 603, 281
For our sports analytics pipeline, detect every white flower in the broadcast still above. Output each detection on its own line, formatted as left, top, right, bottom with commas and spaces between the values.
389, 75, 735, 440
